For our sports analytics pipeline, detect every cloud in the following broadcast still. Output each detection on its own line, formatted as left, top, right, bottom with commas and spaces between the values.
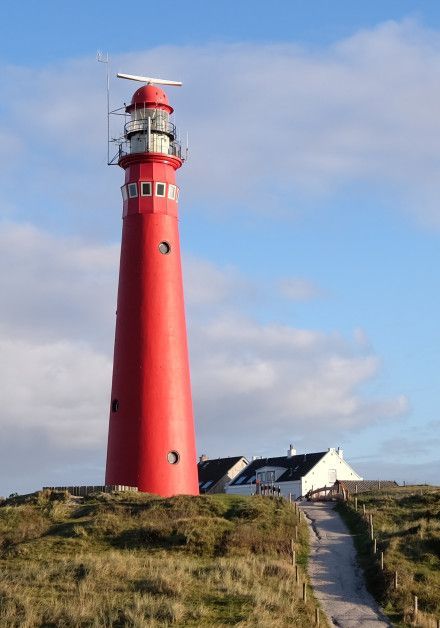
278, 277, 324, 301
2, 19, 440, 228
0, 222, 409, 494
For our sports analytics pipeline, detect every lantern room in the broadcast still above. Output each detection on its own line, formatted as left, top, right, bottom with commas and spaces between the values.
119, 84, 182, 159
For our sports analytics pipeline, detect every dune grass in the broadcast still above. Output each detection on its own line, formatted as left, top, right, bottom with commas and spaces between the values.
0, 491, 322, 627
336, 485, 440, 628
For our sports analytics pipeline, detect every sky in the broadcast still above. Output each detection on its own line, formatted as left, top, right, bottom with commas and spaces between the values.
1, 1, 440, 496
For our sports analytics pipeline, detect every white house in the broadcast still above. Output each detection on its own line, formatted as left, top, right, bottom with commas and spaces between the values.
225, 445, 362, 499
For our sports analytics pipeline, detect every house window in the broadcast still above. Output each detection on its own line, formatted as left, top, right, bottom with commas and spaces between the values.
121, 185, 128, 201
141, 182, 152, 196
266, 471, 275, 483
168, 184, 176, 200
256, 472, 265, 482
156, 182, 166, 197
128, 183, 138, 198
328, 469, 336, 484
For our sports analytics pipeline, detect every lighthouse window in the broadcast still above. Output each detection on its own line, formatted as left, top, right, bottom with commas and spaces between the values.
155, 182, 166, 197
128, 183, 138, 198
111, 399, 119, 412
167, 450, 180, 464
168, 184, 176, 200
141, 182, 152, 196
158, 241, 171, 255
121, 185, 128, 201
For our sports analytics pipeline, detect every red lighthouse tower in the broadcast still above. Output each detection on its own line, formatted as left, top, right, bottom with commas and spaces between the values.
105, 73, 199, 497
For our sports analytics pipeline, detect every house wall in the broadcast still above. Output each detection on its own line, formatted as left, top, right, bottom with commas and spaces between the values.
301, 450, 362, 496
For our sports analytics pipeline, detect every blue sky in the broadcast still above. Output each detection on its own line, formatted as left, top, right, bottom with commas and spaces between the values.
1, 1, 439, 495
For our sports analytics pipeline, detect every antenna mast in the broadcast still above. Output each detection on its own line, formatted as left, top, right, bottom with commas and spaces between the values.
97, 51, 110, 164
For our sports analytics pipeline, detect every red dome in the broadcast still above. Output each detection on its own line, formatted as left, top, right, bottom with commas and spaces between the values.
126, 84, 173, 114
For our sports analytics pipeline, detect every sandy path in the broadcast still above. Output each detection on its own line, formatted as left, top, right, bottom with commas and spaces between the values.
301, 502, 391, 628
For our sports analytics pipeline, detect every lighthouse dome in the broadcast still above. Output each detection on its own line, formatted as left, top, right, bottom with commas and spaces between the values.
126, 84, 174, 114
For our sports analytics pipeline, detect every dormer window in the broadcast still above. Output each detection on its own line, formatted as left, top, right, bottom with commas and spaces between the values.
141, 182, 152, 196
128, 183, 138, 198
168, 184, 176, 200
156, 182, 166, 197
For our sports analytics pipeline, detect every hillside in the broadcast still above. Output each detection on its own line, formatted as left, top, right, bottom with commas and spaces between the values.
0, 491, 322, 627
337, 486, 440, 627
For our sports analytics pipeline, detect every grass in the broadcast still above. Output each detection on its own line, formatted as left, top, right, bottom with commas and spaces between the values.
336, 485, 440, 628
0, 490, 324, 627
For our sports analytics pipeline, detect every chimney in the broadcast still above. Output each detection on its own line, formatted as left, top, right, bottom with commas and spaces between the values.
287, 444, 296, 458
337, 447, 344, 459
199, 454, 208, 463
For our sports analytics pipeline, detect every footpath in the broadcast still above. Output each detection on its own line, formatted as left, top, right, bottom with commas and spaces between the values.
301, 502, 391, 628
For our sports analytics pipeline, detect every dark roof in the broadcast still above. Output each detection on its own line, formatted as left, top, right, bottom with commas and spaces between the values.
198, 456, 246, 493
337, 480, 397, 493
229, 452, 327, 486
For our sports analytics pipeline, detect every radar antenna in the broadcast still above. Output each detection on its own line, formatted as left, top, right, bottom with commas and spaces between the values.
117, 72, 182, 87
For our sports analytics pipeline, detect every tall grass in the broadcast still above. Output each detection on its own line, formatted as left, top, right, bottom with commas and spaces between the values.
0, 491, 321, 627
337, 485, 440, 628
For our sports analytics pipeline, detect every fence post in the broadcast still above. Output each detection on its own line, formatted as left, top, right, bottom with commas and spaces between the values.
380, 551, 384, 570
414, 595, 418, 622
290, 539, 296, 566
295, 564, 299, 583
289, 492, 292, 504
373, 538, 377, 554
354, 496, 358, 511
315, 607, 320, 626
363, 504, 366, 517
302, 582, 307, 602
295, 525, 298, 541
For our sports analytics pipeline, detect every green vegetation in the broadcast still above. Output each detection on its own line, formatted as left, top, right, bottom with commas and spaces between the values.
0, 491, 322, 627
336, 485, 440, 628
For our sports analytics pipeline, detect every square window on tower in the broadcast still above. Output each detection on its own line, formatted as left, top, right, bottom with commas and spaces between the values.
168, 184, 177, 200
121, 185, 128, 201
128, 183, 138, 198
141, 182, 152, 196
156, 182, 166, 197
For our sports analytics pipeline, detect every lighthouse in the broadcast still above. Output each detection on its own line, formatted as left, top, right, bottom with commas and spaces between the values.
105, 73, 199, 497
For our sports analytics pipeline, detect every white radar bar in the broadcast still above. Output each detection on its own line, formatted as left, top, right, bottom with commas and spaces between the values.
117, 72, 182, 87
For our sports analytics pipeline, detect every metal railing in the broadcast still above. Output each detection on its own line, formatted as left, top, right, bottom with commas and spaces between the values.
109, 138, 184, 165
124, 118, 176, 138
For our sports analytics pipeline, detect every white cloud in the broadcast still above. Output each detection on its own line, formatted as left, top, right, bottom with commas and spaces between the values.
279, 277, 323, 301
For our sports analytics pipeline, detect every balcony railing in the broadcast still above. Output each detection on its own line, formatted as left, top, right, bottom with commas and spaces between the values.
110, 138, 184, 165
124, 118, 176, 139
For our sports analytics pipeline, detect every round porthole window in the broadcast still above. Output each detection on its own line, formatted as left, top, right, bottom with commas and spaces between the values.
167, 450, 180, 464
158, 241, 171, 255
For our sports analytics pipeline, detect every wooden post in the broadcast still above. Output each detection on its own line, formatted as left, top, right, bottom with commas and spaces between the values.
373, 538, 377, 554
355, 483, 358, 494
370, 524, 374, 541
295, 525, 298, 541
289, 492, 292, 503
295, 564, 299, 583
363, 504, 366, 517
302, 582, 307, 602
380, 551, 384, 570
369, 513, 373, 526
414, 595, 418, 621
291, 539, 296, 566
315, 607, 320, 626
354, 496, 358, 511
394, 571, 398, 590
